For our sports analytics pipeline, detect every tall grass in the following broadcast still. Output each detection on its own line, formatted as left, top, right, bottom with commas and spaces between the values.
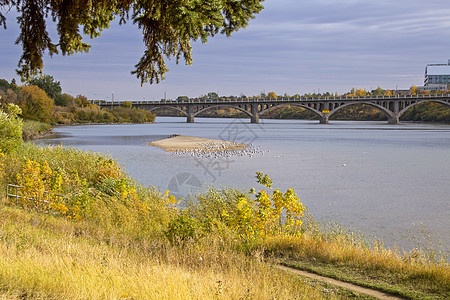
0, 206, 330, 299
260, 214, 450, 299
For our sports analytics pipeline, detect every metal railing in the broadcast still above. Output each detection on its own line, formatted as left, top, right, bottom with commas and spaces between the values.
7, 184, 67, 210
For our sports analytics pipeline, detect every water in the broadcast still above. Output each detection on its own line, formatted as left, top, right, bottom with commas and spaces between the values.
33, 117, 450, 252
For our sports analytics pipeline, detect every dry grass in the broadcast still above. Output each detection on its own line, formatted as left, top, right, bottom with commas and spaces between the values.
0, 205, 336, 300
262, 233, 450, 299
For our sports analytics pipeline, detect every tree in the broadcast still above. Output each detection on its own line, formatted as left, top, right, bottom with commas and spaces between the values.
176, 96, 190, 102
1, 1, 264, 84
0, 103, 23, 153
29, 75, 62, 103
18, 85, 54, 123
267, 92, 277, 99
372, 86, 385, 96
409, 85, 419, 95
75, 95, 90, 108
0, 78, 18, 92
206, 92, 219, 100
122, 101, 132, 109
59, 93, 75, 107
354, 89, 368, 97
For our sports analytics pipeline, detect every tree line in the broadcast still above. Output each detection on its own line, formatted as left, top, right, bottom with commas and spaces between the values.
0, 76, 155, 125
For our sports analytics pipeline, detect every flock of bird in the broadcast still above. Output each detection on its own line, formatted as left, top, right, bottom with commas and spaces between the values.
171, 142, 265, 158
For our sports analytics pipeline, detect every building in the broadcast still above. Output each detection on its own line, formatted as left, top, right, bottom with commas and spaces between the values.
424, 60, 450, 91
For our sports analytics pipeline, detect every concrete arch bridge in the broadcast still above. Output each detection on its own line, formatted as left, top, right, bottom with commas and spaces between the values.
101, 94, 450, 124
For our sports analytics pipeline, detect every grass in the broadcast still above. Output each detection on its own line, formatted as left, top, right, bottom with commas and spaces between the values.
22, 120, 52, 140
260, 223, 449, 299
0, 205, 342, 299
0, 142, 448, 299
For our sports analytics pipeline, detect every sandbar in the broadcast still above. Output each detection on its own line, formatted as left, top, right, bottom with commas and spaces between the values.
147, 135, 247, 152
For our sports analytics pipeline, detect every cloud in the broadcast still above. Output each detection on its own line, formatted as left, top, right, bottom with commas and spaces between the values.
0, 0, 449, 98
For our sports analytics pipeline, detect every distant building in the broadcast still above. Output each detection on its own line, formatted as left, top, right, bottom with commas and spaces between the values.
424, 60, 450, 91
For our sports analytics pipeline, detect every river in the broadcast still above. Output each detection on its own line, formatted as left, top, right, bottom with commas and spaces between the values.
33, 117, 450, 253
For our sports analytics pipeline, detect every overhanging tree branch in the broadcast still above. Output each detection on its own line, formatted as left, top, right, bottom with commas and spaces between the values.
1, 0, 264, 83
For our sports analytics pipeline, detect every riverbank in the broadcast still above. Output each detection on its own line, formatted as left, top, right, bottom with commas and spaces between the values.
22, 120, 52, 141
147, 135, 247, 152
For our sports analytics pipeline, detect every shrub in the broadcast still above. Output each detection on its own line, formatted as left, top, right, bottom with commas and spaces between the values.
221, 172, 306, 241
0, 103, 23, 153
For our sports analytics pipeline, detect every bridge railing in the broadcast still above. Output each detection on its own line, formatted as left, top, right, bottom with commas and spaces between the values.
96, 93, 450, 105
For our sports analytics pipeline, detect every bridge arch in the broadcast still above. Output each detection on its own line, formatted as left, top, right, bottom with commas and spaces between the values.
258, 103, 323, 119
193, 104, 254, 119
147, 106, 188, 117
328, 101, 396, 120
398, 99, 450, 119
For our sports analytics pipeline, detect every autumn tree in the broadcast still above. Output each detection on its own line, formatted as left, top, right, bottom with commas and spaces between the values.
355, 89, 368, 97
0, 79, 19, 106
267, 92, 277, 99
409, 85, 419, 95
18, 85, 54, 123
75, 95, 91, 108
0, 0, 264, 84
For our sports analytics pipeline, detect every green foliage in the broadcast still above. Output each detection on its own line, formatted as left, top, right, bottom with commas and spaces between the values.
28, 75, 62, 103
166, 214, 203, 244
0, 78, 18, 92
22, 120, 51, 140
58, 93, 75, 107
372, 86, 385, 96
0, 103, 23, 153
2, 1, 264, 83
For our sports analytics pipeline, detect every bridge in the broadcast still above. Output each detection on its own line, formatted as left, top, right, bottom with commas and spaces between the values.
98, 94, 450, 124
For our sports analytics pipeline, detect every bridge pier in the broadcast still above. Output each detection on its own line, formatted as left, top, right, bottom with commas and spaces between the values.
186, 105, 195, 123
319, 114, 329, 124
388, 115, 399, 124
250, 104, 260, 123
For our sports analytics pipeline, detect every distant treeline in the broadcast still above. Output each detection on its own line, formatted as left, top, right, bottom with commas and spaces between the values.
0, 76, 155, 125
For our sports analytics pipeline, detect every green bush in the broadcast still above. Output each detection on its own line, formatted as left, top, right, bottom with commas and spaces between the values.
0, 103, 23, 153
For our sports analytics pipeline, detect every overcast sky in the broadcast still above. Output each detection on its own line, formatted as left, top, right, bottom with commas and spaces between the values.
1, 0, 450, 100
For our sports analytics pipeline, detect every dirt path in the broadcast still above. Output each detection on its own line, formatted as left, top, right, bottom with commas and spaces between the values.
275, 265, 405, 300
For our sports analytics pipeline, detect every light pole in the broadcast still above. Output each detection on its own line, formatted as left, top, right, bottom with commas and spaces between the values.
111, 92, 114, 109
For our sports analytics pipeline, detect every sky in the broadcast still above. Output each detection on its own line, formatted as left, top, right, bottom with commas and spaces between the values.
1, 0, 450, 101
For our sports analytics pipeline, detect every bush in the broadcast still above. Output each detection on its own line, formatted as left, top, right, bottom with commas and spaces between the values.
0, 103, 23, 153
